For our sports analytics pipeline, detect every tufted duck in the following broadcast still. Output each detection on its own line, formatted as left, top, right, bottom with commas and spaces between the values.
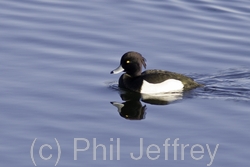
110, 51, 201, 94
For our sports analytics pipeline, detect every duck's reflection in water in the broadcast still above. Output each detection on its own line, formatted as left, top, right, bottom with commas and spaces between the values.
111, 89, 183, 120
141, 91, 183, 105
111, 101, 146, 120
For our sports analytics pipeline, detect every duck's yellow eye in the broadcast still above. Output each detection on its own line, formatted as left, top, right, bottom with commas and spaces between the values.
126, 60, 130, 63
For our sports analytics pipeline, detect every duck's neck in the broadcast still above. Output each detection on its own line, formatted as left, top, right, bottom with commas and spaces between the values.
126, 64, 142, 77
127, 71, 141, 77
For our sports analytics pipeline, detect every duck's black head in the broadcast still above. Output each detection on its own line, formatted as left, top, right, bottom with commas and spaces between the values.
111, 51, 146, 77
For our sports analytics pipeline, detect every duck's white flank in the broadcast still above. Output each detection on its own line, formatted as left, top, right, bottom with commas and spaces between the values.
140, 79, 184, 94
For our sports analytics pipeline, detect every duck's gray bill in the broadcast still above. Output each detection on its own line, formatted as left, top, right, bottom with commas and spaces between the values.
110, 65, 124, 74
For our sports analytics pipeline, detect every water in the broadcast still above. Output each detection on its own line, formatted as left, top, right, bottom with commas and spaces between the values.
1, 0, 250, 166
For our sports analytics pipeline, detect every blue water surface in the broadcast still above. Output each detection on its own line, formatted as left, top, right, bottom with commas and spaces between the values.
1, 0, 250, 166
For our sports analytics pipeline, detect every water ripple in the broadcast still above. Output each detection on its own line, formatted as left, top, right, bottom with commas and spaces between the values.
194, 68, 250, 102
